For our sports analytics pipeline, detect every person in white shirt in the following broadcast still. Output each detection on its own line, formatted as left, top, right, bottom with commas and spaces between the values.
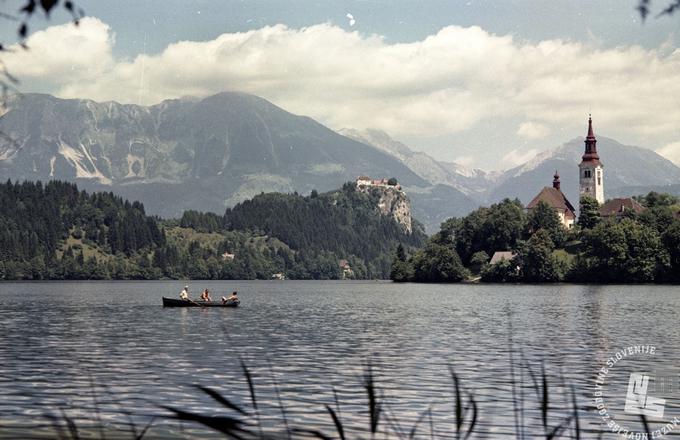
179, 286, 189, 300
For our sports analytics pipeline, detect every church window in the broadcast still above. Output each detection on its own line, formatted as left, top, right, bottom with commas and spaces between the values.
584, 170, 591, 178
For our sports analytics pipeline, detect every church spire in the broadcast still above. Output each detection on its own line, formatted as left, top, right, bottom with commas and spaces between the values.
582, 115, 600, 163
553, 170, 561, 190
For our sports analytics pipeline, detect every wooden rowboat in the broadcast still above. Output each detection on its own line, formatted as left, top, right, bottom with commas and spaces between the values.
162, 297, 240, 307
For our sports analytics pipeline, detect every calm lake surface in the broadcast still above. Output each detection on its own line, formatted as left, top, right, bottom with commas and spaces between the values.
1, 281, 679, 438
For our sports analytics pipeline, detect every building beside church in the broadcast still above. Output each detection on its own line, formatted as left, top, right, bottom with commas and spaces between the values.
599, 197, 645, 220
527, 172, 576, 228
579, 116, 605, 204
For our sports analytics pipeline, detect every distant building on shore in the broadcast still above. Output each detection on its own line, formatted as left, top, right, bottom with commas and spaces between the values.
527, 172, 576, 228
338, 259, 354, 279
490, 251, 516, 264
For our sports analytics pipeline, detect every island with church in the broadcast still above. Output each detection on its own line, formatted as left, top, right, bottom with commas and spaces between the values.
390, 116, 680, 284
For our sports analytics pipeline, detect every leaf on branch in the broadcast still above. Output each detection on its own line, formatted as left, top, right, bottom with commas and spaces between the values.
40, 0, 59, 15
20, 0, 37, 15
637, 0, 651, 21
657, 0, 680, 16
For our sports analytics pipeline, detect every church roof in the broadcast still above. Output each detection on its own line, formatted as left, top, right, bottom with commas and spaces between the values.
599, 198, 645, 217
527, 186, 576, 215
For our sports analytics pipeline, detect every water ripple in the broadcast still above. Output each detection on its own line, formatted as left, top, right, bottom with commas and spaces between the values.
0, 281, 679, 438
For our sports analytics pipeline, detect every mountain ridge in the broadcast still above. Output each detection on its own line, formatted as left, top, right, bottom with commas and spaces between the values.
0, 92, 428, 218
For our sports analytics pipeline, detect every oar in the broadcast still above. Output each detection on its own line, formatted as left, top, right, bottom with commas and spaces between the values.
187, 298, 205, 307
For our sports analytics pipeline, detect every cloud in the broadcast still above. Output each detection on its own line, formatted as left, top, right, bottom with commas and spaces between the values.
517, 121, 550, 140
657, 141, 680, 166
5, 18, 680, 146
501, 148, 540, 169
4, 17, 115, 86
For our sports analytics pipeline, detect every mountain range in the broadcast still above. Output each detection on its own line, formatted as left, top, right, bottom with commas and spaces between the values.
2, 92, 680, 233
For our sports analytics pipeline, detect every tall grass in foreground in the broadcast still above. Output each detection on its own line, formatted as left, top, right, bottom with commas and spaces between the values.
34, 356, 657, 440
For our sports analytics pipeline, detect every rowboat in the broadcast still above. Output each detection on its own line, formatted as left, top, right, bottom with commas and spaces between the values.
162, 297, 240, 307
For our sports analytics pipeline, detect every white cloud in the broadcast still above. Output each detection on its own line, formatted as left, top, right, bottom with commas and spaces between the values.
4, 17, 115, 86
657, 141, 680, 166
5, 18, 680, 147
517, 121, 550, 140
501, 148, 540, 169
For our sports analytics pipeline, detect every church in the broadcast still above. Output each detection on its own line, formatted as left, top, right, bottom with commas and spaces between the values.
527, 171, 577, 228
527, 116, 607, 228
578, 116, 605, 204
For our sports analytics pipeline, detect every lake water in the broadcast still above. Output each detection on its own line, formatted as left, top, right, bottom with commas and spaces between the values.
1, 281, 679, 439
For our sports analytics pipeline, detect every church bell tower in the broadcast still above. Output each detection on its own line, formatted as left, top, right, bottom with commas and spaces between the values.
579, 116, 604, 204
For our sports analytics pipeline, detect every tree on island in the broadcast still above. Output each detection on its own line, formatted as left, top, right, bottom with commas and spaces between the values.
453, 199, 526, 265
390, 244, 413, 282
527, 201, 565, 247
636, 191, 679, 208
481, 199, 526, 255
480, 257, 519, 283
469, 251, 490, 275
410, 241, 468, 282
574, 219, 668, 283
632, 192, 679, 237
661, 221, 680, 281
578, 196, 601, 229
515, 229, 563, 282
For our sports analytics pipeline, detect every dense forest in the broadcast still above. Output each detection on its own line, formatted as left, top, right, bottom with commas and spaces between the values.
0, 180, 423, 280
391, 193, 680, 283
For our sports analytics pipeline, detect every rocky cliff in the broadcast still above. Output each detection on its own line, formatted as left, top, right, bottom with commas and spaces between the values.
358, 185, 413, 234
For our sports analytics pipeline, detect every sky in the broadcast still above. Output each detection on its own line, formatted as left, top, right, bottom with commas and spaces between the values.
1, 0, 680, 170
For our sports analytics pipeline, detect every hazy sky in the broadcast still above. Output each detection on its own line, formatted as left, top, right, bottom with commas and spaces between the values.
2, 0, 680, 170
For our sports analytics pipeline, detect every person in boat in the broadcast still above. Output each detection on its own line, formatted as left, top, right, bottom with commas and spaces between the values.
222, 291, 238, 304
179, 286, 189, 300
200, 289, 212, 302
